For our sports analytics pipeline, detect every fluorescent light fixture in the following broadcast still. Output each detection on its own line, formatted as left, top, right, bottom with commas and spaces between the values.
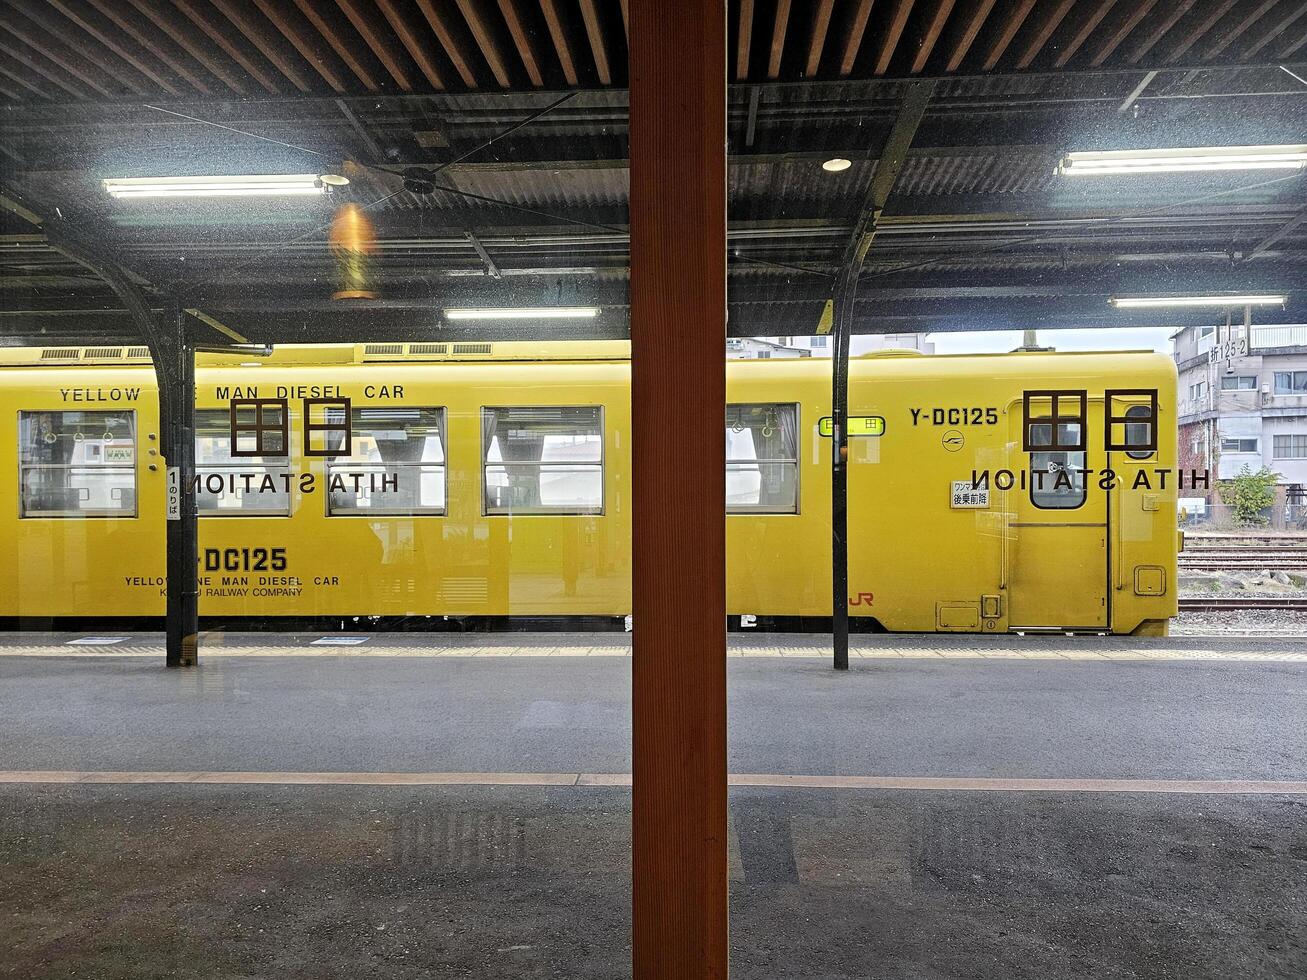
1110, 294, 1287, 309
822, 158, 852, 172
1058, 144, 1307, 176
443, 307, 600, 320
103, 174, 331, 198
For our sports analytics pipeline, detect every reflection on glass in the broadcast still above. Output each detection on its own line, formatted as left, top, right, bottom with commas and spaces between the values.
482, 406, 603, 514
18, 411, 137, 518
195, 409, 291, 515
726, 403, 799, 513
328, 407, 447, 516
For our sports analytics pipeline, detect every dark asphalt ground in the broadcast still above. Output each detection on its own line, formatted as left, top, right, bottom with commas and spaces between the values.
1, 652, 1305, 978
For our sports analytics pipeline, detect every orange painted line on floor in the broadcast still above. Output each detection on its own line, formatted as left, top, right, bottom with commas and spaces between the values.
0, 771, 1304, 794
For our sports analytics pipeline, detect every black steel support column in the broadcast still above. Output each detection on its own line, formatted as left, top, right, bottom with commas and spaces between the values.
831, 81, 936, 670
161, 300, 199, 668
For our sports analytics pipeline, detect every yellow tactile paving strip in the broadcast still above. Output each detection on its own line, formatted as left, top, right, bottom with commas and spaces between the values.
1, 639, 1306, 661
1, 770, 1305, 794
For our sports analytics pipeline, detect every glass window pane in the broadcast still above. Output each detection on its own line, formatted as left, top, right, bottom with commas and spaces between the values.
195, 410, 290, 516
1030, 452, 1086, 509
726, 404, 798, 513
328, 407, 446, 516
18, 411, 137, 518
483, 407, 604, 514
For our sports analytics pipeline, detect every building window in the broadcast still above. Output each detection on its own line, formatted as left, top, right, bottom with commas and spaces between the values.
1273, 435, 1307, 459
726, 403, 799, 514
756, 350, 771, 359
195, 410, 291, 515
1221, 438, 1260, 453
1188, 381, 1207, 402
483, 406, 603, 515
1274, 371, 1307, 394
811, 335, 828, 348
230, 398, 288, 458
19, 411, 137, 518
1220, 376, 1257, 391
328, 407, 446, 516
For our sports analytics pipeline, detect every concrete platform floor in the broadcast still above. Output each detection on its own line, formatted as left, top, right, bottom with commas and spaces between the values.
0, 637, 1304, 978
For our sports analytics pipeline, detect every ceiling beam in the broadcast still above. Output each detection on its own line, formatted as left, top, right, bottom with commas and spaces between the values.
456, 0, 513, 88
334, 0, 413, 91
578, 1, 611, 85
838, 0, 875, 77
874, 0, 918, 75
1088, 0, 1160, 67
767, 0, 790, 80
539, 0, 579, 86
911, 0, 956, 74
291, 0, 378, 90
124, 0, 247, 94
497, 0, 543, 87
981, 0, 1037, 70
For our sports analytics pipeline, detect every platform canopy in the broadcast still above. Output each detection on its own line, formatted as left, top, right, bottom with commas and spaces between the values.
0, 0, 1304, 347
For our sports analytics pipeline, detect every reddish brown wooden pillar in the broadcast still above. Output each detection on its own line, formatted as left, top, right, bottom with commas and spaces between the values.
629, 1, 728, 977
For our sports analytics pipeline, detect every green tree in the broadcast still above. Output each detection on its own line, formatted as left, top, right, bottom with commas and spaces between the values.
1217, 465, 1279, 526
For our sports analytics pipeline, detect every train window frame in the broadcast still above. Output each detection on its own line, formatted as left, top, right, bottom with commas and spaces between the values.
304, 397, 352, 457
1022, 389, 1086, 453
229, 398, 289, 458
194, 408, 293, 517
1105, 389, 1158, 458
481, 405, 605, 517
17, 409, 138, 519
726, 402, 801, 515
326, 406, 448, 518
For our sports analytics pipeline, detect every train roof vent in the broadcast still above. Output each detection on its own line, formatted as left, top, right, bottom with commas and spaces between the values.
83, 347, 124, 360
127, 347, 151, 359
40, 348, 80, 361
452, 342, 493, 356
362, 343, 405, 359
408, 343, 449, 356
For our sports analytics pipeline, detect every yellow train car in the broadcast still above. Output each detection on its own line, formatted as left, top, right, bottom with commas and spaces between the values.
0, 341, 1180, 634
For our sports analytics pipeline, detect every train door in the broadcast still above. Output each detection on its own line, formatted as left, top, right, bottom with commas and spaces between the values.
1006, 390, 1108, 629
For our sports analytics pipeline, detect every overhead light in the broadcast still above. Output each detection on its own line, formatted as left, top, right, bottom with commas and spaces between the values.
1110, 295, 1287, 308
443, 307, 600, 320
1058, 144, 1307, 176
103, 174, 333, 198
822, 158, 852, 172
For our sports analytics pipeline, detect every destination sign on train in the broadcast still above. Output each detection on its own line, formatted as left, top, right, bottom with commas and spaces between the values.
817, 416, 885, 438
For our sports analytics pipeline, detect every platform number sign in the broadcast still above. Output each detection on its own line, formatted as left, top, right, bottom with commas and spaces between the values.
166, 466, 181, 520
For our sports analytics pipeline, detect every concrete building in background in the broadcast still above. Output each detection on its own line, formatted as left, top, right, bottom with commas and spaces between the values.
1172, 323, 1307, 524
737, 333, 934, 358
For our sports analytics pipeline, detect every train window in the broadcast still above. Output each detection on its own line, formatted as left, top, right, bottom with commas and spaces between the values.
726, 403, 799, 514
18, 411, 137, 518
195, 410, 291, 516
1105, 389, 1158, 459
328, 407, 446, 516
1029, 451, 1087, 510
482, 406, 603, 515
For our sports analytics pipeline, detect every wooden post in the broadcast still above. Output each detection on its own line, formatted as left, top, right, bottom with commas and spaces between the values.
629, 1, 728, 977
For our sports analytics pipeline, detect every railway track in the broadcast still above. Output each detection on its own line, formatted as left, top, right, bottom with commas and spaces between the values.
1179, 596, 1307, 612
1179, 546, 1307, 572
